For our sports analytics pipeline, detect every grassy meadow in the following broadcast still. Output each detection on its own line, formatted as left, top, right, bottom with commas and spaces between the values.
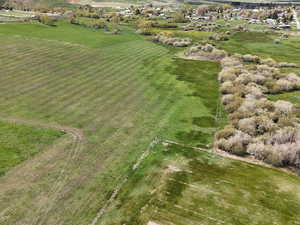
0, 21, 223, 225
0, 20, 300, 225
0, 121, 64, 176
217, 31, 300, 64
100, 143, 300, 225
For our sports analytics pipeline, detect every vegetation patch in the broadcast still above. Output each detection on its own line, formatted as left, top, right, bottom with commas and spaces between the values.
0, 120, 64, 176
217, 31, 300, 64
100, 143, 300, 225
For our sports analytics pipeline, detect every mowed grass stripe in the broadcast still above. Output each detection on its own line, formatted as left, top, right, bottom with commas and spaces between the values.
15, 45, 161, 118
36, 44, 161, 110
55, 57, 181, 222
0, 37, 143, 87
56, 50, 168, 126
0, 45, 99, 92
0, 44, 166, 120
0, 40, 84, 74
31, 76, 174, 223
83, 53, 174, 131
47, 88, 180, 225
0, 40, 169, 221
0, 41, 159, 99
0, 24, 188, 224
28, 51, 177, 223
0, 47, 91, 91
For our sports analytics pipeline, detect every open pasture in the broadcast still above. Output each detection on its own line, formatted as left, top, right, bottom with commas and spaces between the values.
0, 22, 223, 225
1, 20, 300, 225
0, 120, 64, 177
100, 143, 300, 225
217, 31, 300, 64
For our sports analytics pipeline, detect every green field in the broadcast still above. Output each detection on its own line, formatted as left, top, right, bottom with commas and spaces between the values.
0, 21, 223, 225
100, 144, 300, 225
0, 120, 64, 176
0, 20, 300, 225
217, 31, 300, 64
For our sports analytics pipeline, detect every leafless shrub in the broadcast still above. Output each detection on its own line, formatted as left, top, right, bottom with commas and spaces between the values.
260, 58, 278, 68
224, 96, 244, 113
201, 43, 214, 52
254, 116, 278, 135
242, 54, 260, 63
247, 141, 266, 159
261, 142, 300, 167
215, 130, 251, 155
234, 72, 252, 85
221, 94, 234, 105
238, 98, 257, 114
186, 44, 227, 61
256, 64, 279, 79
229, 111, 252, 122
264, 79, 280, 93
220, 81, 234, 94
221, 57, 242, 68
251, 74, 266, 85
218, 68, 239, 83
215, 125, 236, 139
286, 73, 300, 83
276, 79, 293, 91
210, 49, 227, 60
267, 126, 299, 145
263, 145, 285, 167
278, 62, 299, 68
238, 117, 256, 135
174, 41, 191, 47
257, 98, 274, 112
152, 35, 192, 47
244, 84, 264, 99
277, 116, 299, 128
274, 100, 294, 116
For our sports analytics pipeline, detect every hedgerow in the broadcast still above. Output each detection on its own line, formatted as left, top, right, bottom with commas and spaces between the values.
207, 47, 300, 169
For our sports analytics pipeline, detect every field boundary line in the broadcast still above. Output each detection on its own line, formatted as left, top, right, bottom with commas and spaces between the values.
162, 140, 297, 176
90, 136, 161, 225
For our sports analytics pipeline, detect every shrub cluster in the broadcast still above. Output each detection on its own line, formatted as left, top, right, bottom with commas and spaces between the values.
37, 14, 56, 26
182, 22, 220, 32
70, 17, 106, 30
215, 54, 300, 168
185, 43, 227, 61
208, 33, 229, 41
151, 34, 192, 47
75, 11, 101, 19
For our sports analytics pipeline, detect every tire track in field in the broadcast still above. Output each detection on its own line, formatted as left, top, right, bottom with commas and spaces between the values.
0, 116, 85, 224
0, 116, 84, 142
23, 44, 167, 224
0, 116, 84, 194
36, 51, 172, 224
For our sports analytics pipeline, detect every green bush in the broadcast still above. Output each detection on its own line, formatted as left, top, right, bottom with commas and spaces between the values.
38, 14, 55, 26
